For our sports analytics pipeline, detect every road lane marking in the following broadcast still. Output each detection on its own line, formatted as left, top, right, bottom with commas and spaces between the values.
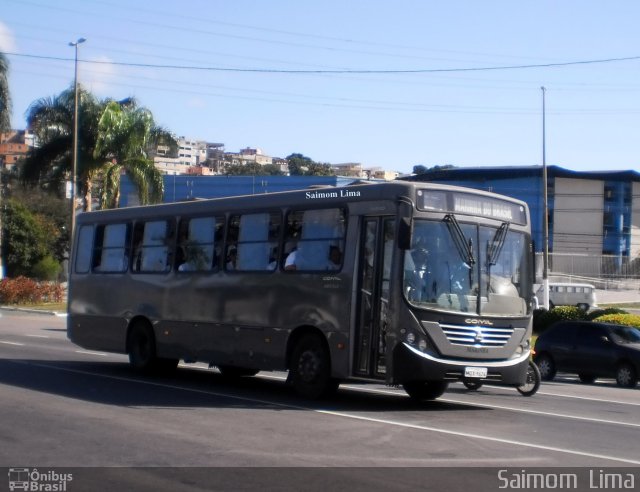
75, 350, 109, 356
26, 334, 50, 339
12, 360, 640, 466
0, 340, 25, 346
454, 382, 640, 407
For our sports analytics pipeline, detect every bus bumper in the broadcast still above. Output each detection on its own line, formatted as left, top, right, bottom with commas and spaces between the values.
392, 342, 530, 386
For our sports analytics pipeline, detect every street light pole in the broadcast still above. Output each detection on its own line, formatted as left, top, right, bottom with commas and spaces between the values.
541, 86, 550, 310
69, 37, 86, 253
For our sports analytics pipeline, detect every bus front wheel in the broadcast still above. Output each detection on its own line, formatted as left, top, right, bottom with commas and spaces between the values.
403, 380, 449, 401
290, 334, 339, 399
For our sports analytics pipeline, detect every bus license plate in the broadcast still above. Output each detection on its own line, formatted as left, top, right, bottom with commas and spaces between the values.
464, 367, 488, 378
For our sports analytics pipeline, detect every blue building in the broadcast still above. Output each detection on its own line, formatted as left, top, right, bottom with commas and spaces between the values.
401, 165, 640, 263
120, 175, 359, 207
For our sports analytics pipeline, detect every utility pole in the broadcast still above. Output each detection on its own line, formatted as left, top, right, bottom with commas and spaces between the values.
541, 86, 550, 310
69, 37, 86, 257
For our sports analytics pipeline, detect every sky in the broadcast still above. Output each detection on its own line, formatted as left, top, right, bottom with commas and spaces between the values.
2, 0, 640, 175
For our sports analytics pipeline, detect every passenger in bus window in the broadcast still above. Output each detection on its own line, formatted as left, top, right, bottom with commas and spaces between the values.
226, 248, 237, 270
284, 248, 297, 271
325, 246, 342, 270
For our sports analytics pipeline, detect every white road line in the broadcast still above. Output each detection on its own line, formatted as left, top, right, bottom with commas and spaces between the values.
6, 354, 640, 465
0, 340, 25, 346
74, 350, 108, 356
26, 334, 50, 339
15, 361, 638, 466
459, 382, 640, 407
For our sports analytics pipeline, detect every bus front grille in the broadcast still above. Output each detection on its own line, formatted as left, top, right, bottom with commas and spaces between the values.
440, 324, 514, 347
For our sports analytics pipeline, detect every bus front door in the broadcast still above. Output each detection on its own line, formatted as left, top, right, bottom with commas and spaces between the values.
354, 217, 394, 378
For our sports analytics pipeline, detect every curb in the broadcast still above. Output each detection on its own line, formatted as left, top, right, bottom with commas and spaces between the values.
0, 306, 67, 317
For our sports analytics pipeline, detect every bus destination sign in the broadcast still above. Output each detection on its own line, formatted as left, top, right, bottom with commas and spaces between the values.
418, 190, 527, 225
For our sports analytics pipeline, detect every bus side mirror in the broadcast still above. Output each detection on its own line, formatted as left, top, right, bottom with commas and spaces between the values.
398, 217, 413, 250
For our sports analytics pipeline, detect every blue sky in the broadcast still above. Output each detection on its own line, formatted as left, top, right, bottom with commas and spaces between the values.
2, 0, 640, 174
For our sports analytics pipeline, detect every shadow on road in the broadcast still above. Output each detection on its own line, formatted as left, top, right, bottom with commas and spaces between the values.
0, 357, 487, 414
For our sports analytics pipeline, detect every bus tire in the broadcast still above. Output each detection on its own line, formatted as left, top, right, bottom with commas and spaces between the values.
290, 334, 339, 399
403, 380, 449, 401
127, 321, 177, 374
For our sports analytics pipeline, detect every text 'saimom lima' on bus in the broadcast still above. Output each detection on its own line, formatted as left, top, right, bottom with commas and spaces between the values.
67, 181, 535, 401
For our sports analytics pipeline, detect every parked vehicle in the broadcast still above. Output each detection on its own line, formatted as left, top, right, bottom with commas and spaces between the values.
536, 283, 597, 311
534, 321, 640, 388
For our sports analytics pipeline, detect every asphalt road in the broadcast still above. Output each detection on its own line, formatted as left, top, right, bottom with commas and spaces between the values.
1, 310, 639, 491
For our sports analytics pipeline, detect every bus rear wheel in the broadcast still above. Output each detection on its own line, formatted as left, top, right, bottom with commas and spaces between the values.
127, 321, 177, 374
403, 381, 449, 401
290, 334, 339, 399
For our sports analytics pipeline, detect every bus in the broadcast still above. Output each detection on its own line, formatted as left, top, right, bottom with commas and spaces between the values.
536, 282, 597, 311
67, 181, 535, 401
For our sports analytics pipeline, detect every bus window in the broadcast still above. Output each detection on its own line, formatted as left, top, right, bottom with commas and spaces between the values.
75, 225, 94, 273
92, 223, 130, 273
284, 208, 346, 271
133, 220, 174, 273
176, 216, 223, 272
227, 212, 281, 271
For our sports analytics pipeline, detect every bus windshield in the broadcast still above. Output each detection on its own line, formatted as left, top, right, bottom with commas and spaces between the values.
404, 218, 532, 316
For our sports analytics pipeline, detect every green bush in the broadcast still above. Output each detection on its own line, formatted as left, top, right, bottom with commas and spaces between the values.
586, 307, 628, 321
31, 255, 62, 281
0, 276, 64, 304
533, 306, 587, 334
593, 313, 640, 328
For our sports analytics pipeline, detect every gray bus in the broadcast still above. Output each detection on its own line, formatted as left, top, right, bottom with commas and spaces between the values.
68, 181, 534, 400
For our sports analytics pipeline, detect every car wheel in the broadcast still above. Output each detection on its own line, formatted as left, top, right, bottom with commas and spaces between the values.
616, 363, 638, 388
578, 374, 596, 384
535, 353, 556, 381
577, 303, 589, 311
403, 381, 449, 401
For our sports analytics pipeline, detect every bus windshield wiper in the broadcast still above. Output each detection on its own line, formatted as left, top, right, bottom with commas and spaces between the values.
487, 222, 510, 266
443, 214, 475, 266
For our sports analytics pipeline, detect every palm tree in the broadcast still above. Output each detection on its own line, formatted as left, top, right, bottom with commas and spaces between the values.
22, 88, 175, 210
22, 86, 104, 210
0, 52, 11, 133
94, 99, 175, 209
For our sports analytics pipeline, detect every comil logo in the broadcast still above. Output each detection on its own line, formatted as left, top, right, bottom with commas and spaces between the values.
8, 468, 73, 491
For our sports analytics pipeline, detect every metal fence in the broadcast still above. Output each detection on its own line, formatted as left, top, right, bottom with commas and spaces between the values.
535, 252, 640, 289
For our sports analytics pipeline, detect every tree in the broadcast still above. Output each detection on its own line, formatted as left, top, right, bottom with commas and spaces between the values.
286, 153, 313, 175
0, 52, 10, 133
94, 99, 172, 209
413, 164, 456, 174
22, 86, 104, 208
286, 153, 335, 176
22, 89, 174, 210
1, 199, 53, 277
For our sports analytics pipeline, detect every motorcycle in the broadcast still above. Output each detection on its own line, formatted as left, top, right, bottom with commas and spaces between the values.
463, 360, 541, 397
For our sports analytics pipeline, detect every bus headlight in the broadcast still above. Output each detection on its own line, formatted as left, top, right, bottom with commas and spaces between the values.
406, 332, 416, 345
418, 339, 428, 352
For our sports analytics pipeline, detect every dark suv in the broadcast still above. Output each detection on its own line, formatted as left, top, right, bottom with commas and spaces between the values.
534, 321, 640, 388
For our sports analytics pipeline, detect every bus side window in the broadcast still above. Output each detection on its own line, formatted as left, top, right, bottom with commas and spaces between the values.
134, 220, 174, 273
285, 208, 346, 271
75, 225, 94, 274
92, 223, 130, 273
176, 216, 222, 272
229, 212, 281, 271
